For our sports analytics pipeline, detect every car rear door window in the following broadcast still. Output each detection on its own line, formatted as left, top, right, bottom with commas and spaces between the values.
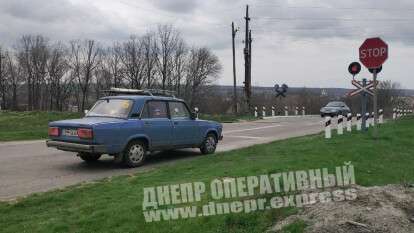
146, 101, 168, 119
169, 102, 190, 119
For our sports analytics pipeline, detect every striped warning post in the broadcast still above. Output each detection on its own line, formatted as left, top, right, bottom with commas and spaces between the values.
346, 113, 352, 132
325, 117, 331, 139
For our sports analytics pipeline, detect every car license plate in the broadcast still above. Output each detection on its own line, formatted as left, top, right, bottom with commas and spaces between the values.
62, 129, 78, 137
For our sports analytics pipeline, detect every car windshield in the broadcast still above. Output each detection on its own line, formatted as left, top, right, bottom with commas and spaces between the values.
326, 102, 344, 107
86, 99, 133, 118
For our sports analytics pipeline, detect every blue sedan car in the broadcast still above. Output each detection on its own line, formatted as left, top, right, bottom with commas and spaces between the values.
46, 93, 223, 167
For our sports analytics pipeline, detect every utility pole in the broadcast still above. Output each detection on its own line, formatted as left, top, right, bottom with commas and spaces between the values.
243, 5, 251, 112
248, 29, 252, 92
232, 22, 238, 114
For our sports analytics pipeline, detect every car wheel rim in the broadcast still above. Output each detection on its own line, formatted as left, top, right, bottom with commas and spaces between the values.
129, 144, 144, 163
205, 136, 216, 152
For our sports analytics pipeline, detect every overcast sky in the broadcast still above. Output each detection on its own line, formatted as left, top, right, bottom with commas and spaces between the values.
1, 0, 414, 89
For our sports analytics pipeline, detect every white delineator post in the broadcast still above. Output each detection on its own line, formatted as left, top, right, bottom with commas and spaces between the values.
302, 106, 305, 116
271, 106, 275, 117
379, 109, 384, 124
356, 113, 362, 131
295, 107, 299, 115
254, 107, 258, 118
346, 113, 352, 132
337, 115, 343, 135
285, 106, 288, 116
325, 116, 332, 139
393, 108, 396, 120
365, 112, 370, 128
262, 106, 266, 117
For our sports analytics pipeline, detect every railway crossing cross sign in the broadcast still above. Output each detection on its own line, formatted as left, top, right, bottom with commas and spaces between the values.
348, 80, 378, 97
274, 84, 288, 98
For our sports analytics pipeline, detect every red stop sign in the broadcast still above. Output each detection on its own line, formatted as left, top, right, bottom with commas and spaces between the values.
359, 37, 388, 69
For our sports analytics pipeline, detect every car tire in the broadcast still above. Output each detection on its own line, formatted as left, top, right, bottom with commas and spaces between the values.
78, 153, 101, 162
200, 133, 217, 155
123, 140, 147, 168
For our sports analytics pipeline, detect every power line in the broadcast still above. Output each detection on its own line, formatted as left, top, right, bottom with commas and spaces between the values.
252, 17, 414, 21
250, 4, 414, 12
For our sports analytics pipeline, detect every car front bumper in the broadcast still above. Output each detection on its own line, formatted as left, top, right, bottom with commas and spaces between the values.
46, 140, 106, 154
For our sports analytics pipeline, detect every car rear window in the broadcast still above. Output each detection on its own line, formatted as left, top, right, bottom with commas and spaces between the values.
87, 99, 133, 118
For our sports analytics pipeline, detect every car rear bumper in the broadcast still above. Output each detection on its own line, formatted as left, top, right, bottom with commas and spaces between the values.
46, 140, 106, 154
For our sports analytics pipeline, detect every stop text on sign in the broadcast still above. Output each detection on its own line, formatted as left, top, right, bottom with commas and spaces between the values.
360, 47, 387, 59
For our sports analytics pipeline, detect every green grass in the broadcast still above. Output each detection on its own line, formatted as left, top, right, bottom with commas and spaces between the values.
1, 117, 414, 233
0, 111, 82, 141
0, 111, 250, 141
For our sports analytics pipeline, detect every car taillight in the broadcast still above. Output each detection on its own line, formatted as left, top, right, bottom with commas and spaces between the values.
77, 128, 93, 139
48, 127, 59, 136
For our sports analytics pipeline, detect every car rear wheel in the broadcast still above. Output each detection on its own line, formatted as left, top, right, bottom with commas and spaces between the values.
200, 133, 217, 155
78, 153, 101, 162
123, 140, 147, 168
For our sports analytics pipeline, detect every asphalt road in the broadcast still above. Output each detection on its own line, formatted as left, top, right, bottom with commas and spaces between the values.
0, 116, 323, 201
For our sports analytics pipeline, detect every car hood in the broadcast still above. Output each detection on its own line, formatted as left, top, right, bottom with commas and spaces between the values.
49, 117, 126, 127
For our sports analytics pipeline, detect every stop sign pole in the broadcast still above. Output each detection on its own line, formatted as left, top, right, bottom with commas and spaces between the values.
359, 37, 388, 138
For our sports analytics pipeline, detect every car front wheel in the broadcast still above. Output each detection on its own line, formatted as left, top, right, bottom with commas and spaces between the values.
123, 140, 147, 168
200, 133, 217, 155
78, 153, 101, 162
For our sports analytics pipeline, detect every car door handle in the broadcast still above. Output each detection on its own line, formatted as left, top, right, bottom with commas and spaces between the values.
144, 122, 151, 125
173, 122, 178, 125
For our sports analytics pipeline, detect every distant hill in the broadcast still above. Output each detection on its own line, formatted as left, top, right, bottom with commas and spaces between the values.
214, 85, 414, 97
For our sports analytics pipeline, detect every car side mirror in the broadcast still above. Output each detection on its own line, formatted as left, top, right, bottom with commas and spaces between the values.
190, 112, 197, 120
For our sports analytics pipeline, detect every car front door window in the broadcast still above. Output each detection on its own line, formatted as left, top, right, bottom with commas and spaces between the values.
169, 101, 199, 146
169, 102, 190, 119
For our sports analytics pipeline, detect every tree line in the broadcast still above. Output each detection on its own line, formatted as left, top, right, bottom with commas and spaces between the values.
0, 24, 222, 112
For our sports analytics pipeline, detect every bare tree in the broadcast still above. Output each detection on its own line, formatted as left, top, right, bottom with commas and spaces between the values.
172, 38, 187, 96
0, 47, 8, 110
16, 35, 49, 110
156, 25, 179, 90
47, 42, 70, 111
107, 42, 124, 88
185, 47, 221, 107
142, 32, 158, 89
94, 50, 113, 99
120, 36, 145, 89
5, 51, 22, 110
378, 80, 402, 116
69, 39, 101, 111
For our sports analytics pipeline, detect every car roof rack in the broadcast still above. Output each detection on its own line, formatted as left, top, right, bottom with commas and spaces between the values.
104, 88, 176, 98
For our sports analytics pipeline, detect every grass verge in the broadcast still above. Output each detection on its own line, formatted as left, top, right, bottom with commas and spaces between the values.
0, 117, 413, 233
0, 111, 82, 141
0, 111, 252, 141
